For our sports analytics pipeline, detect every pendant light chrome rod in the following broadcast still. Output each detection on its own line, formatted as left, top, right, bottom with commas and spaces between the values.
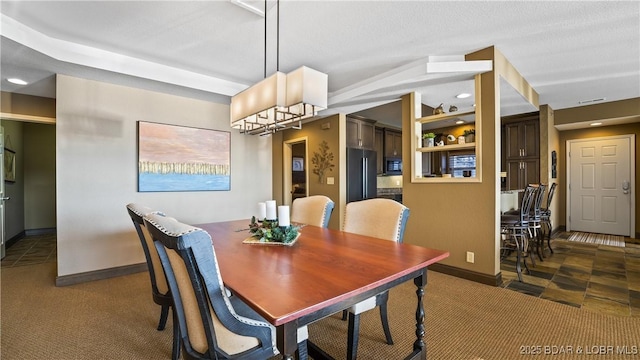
264, 0, 267, 78
276, 0, 280, 72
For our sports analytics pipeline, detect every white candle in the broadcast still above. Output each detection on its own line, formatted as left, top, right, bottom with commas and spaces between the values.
278, 205, 290, 227
265, 200, 277, 220
257, 202, 266, 220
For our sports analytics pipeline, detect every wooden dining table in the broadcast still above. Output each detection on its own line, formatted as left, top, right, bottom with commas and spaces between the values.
196, 219, 449, 360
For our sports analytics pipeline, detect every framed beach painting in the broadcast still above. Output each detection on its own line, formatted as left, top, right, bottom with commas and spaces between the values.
137, 121, 230, 192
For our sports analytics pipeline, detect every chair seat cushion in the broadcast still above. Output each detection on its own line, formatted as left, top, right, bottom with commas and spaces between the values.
348, 296, 377, 314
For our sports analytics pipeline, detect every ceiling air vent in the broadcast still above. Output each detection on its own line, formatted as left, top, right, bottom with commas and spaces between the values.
578, 97, 606, 105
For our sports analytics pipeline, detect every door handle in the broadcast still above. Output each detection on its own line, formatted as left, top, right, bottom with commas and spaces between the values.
623, 180, 630, 194
364, 158, 369, 198
1, 196, 9, 201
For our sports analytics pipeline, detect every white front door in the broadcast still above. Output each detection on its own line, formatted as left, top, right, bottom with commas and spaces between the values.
567, 135, 635, 236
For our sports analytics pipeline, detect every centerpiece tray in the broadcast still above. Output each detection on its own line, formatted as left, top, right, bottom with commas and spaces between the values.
242, 232, 301, 246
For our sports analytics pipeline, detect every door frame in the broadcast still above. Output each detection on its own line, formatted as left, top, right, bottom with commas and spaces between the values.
566, 134, 635, 237
283, 137, 309, 205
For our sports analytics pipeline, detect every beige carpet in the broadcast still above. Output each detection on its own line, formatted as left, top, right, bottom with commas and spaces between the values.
567, 231, 625, 248
2, 262, 639, 359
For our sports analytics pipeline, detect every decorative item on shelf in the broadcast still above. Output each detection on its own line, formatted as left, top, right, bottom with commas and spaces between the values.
458, 135, 465, 144
464, 129, 476, 143
422, 132, 436, 147
433, 103, 445, 115
462, 170, 472, 177
449, 105, 458, 112
435, 140, 445, 146
446, 134, 457, 145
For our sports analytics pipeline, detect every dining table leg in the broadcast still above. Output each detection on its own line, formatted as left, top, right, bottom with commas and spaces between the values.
277, 322, 298, 360
405, 270, 427, 360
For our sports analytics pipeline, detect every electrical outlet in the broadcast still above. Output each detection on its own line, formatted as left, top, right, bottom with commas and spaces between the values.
466, 251, 475, 263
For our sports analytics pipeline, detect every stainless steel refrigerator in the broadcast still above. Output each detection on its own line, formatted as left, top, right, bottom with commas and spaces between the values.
347, 148, 377, 203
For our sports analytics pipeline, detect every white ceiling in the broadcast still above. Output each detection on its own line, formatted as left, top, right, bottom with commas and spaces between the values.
1, 1, 638, 128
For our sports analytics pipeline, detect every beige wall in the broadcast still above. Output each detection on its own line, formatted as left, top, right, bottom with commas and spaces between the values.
555, 98, 640, 127
24, 122, 56, 229
540, 105, 561, 232
56, 74, 272, 277
1, 91, 56, 118
274, 114, 343, 230
402, 46, 539, 279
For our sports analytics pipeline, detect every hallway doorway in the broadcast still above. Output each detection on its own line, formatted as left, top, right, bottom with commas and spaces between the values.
283, 137, 308, 205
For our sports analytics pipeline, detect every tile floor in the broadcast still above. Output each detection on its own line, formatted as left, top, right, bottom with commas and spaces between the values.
500, 231, 640, 317
1, 233, 57, 268
3, 232, 640, 318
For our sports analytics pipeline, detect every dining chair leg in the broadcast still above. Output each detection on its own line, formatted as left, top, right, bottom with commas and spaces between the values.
170, 307, 181, 360
517, 230, 531, 275
376, 292, 394, 345
158, 303, 170, 331
347, 312, 361, 360
298, 339, 308, 360
546, 219, 554, 254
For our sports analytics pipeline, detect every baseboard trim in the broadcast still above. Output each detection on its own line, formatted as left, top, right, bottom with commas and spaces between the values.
5, 230, 26, 249
25, 228, 56, 236
428, 263, 502, 286
55, 263, 148, 287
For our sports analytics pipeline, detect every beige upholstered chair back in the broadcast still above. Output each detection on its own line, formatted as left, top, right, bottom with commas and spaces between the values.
291, 195, 335, 228
343, 198, 410, 242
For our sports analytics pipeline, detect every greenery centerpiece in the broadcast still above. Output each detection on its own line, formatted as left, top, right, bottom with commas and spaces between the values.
248, 216, 300, 244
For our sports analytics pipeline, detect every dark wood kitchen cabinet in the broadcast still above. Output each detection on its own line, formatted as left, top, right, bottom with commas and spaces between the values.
503, 112, 540, 190
384, 129, 402, 158
346, 117, 375, 150
505, 120, 539, 160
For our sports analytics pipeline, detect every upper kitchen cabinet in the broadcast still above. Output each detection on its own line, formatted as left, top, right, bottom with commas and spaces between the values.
502, 112, 540, 190
384, 128, 402, 158
504, 115, 539, 160
346, 116, 375, 150
411, 75, 481, 183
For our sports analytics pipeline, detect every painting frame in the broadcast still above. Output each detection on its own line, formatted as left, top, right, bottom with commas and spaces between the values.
4, 147, 15, 183
137, 121, 231, 192
292, 157, 304, 172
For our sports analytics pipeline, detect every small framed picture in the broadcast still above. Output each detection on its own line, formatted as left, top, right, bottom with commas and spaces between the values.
292, 157, 304, 172
4, 148, 15, 183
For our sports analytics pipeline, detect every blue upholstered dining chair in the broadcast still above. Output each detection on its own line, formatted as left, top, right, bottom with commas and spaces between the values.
290, 195, 335, 228
341, 198, 410, 360
126, 203, 180, 360
143, 213, 309, 360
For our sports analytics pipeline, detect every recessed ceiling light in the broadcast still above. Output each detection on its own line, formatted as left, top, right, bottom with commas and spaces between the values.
590, 122, 602, 126
455, 120, 464, 124
7, 78, 28, 85
456, 93, 471, 99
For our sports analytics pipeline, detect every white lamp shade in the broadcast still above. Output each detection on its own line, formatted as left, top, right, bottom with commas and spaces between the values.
286, 66, 328, 109
230, 71, 287, 126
